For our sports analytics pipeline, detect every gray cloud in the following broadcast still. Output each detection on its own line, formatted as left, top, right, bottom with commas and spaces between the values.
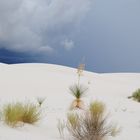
0, 0, 91, 53
61, 39, 74, 51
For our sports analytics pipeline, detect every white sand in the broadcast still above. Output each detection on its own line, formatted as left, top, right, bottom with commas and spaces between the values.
0, 63, 140, 140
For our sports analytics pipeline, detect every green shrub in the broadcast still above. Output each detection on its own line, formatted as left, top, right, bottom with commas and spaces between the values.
131, 89, 140, 102
66, 101, 119, 140
2, 101, 41, 127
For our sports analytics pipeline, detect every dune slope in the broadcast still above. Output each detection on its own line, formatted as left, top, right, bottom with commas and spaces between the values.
0, 63, 140, 140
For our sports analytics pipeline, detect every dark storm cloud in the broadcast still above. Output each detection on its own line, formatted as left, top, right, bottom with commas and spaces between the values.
0, 0, 91, 53
1, 0, 140, 73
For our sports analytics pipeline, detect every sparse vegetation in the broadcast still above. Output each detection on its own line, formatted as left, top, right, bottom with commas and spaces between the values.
2, 101, 41, 127
69, 84, 88, 109
66, 101, 119, 140
36, 97, 46, 107
128, 88, 140, 102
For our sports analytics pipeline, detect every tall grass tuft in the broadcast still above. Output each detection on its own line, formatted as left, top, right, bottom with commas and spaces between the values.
3, 102, 24, 127
2, 101, 41, 127
66, 101, 119, 140
22, 102, 41, 124
89, 101, 105, 118
67, 113, 79, 129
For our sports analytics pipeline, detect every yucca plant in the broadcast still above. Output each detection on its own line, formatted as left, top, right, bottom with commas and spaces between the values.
36, 97, 46, 107
2, 101, 41, 127
69, 84, 88, 109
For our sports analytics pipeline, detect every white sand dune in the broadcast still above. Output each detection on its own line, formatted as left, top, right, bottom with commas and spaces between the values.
0, 63, 140, 140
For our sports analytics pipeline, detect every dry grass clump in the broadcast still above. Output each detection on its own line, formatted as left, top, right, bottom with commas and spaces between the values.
21, 103, 41, 124
69, 84, 88, 109
128, 89, 140, 102
2, 102, 24, 127
66, 101, 119, 140
2, 101, 41, 127
89, 101, 105, 118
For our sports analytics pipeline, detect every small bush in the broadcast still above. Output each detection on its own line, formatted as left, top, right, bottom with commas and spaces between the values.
2, 101, 41, 127
131, 89, 140, 102
66, 101, 119, 140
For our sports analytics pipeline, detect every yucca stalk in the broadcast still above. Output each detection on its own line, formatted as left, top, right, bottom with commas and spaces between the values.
77, 63, 85, 86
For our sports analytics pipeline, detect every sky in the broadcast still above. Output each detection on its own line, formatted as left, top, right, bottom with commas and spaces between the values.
0, 0, 140, 73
